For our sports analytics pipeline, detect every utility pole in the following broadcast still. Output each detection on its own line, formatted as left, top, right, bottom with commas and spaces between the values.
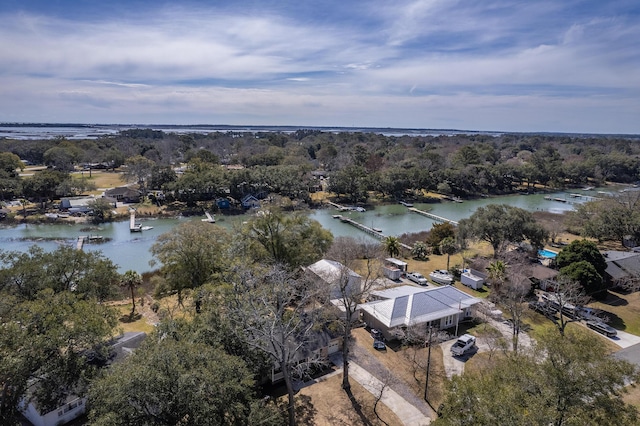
424, 326, 433, 402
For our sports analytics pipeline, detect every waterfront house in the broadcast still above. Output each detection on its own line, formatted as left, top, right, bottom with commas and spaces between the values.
105, 186, 141, 203
241, 194, 261, 209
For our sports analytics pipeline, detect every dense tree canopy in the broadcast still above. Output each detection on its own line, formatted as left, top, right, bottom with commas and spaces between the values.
458, 204, 548, 257
239, 208, 333, 269
88, 336, 259, 426
0, 246, 120, 301
0, 246, 121, 423
556, 239, 607, 278
435, 329, 639, 426
150, 222, 230, 304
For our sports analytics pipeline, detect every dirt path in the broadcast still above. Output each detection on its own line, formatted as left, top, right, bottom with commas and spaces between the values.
352, 339, 435, 419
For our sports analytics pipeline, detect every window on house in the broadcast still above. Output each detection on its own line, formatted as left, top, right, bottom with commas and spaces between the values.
444, 315, 454, 327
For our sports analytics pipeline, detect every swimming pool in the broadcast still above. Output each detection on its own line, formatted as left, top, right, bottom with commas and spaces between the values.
538, 249, 559, 258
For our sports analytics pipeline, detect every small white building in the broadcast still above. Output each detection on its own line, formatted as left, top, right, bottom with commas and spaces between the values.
383, 258, 408, 280
20, 332, 147, 426
461, 268, 485, 290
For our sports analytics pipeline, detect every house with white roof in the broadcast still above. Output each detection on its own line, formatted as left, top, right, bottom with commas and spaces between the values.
360, 285, 482, 341
304, 259, 362, 302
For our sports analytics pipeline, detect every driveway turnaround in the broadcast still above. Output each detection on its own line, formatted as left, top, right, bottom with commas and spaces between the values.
604, 329, 640, 348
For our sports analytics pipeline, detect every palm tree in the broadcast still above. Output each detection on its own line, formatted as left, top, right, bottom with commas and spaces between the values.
440, 237, 458, 270
486, 260, 507, 291
382, 236, 401, 258
411, 241, 430, 261
121, 270, 142, 319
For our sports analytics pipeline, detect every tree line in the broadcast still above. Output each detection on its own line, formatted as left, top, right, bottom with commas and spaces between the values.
2, 130, 640, 207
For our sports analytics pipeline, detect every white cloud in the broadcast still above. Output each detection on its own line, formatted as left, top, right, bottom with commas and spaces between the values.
0, 1, 638, 133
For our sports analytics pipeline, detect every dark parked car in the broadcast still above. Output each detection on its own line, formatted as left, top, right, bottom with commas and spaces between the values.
586, 321, 617, 337
373, 339, 386, 350
370, 328, 383, 340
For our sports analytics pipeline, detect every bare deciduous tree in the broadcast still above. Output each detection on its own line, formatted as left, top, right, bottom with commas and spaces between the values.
325, 237, 383, 392
228, 265, 321, 426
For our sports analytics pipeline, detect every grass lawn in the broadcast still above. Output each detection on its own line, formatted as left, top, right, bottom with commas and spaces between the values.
114, 304, 156, 334
623, 383, 640, 409
73, 170, 127, 193
589, 290, 640, 336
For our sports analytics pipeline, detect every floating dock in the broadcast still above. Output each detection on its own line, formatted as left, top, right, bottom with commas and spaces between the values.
407, 208, 458, 225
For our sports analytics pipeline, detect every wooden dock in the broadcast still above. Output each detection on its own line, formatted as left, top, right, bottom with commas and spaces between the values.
129, 210, 141, 232
334, 215, 412, 251
76, 236, 86, 250
407, 208, 458, 225
326, 200, 348, 211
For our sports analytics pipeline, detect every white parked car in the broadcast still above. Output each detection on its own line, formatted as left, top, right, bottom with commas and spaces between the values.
407, 272, 428, 286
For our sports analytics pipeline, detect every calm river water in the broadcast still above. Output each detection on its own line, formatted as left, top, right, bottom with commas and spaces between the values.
0, 188, 613, 273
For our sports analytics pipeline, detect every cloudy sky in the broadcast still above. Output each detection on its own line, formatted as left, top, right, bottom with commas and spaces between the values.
0, 0, 638, 133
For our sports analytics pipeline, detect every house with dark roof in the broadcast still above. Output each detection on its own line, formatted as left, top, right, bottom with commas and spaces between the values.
241, 194, 261, 209
105, 186, 141, 203
603, 250, 640, 291
360, 285, 482, 341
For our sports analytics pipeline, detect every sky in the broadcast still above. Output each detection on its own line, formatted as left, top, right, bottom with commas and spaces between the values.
0, 0, 639, 134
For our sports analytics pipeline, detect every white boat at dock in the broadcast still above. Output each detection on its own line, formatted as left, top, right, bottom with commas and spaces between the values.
429, 270, 454, 285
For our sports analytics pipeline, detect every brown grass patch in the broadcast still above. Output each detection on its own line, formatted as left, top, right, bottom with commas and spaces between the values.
77, 170, 127, 193
297, 374, 402, 425
623, 383, 640, 409
351, 327, 445, 412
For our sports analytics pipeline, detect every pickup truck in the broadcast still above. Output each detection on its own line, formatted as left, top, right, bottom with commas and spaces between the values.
450, 334, 476, 356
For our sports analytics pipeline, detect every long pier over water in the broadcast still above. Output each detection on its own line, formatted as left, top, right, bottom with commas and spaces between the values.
334, 215, 413, 251
407, 207, 458, 225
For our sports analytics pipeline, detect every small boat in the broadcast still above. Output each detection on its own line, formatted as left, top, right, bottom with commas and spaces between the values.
44, 213, 59, 219
399, 201, 414, 207
354, 207, 366, 212
373, 227, 383, 233
140, 226, 153, 231
582, 186, 594, 191
332, 214, 342, 219
429, 270, 454, 285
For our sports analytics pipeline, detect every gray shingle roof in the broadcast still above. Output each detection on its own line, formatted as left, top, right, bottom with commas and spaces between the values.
361, 285, 481, 328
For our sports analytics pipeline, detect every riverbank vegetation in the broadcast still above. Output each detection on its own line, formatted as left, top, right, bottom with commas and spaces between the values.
2, 130, 640, 217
